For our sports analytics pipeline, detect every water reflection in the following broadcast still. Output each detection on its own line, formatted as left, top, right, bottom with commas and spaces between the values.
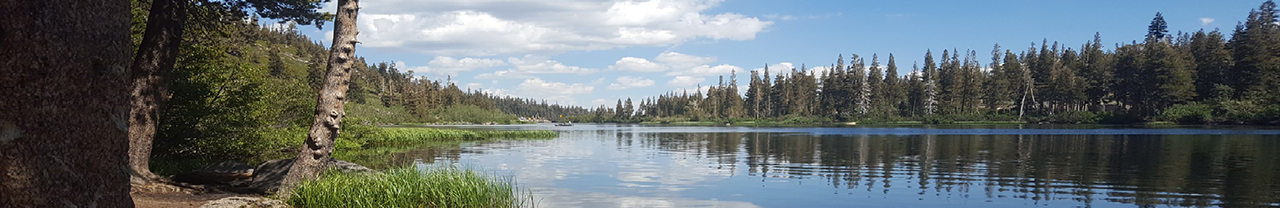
411, 125, 1280, 207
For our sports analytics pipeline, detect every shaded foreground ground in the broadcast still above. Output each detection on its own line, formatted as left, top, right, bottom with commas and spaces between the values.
132, 192, 252, 208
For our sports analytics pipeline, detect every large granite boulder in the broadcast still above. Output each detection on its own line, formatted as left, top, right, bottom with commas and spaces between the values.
241, 158, 374, 193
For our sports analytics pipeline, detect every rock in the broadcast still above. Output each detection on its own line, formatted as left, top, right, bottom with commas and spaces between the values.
199, 197, 287, 208
242, 158, 374, 193
173, 161, 254, 186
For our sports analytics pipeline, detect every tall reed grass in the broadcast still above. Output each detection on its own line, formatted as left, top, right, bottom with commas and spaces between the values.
288, 165, 533, 208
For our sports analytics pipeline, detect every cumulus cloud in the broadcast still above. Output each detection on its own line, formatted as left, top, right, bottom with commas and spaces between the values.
667, 76, 705, 87
665, 64, 743, 77
608, 76, 656, 90
609, 57, 668, 72
407, 56, 507, 77
1201, 17, 1215, 25
476, 55, 597, 79
353, 0, 772, 56
512, 78, 594, 105
655, 51, 716, 70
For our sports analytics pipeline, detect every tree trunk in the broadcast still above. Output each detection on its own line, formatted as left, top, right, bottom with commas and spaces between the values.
0, 0, 134, 207
277, 0, 360, 197
128, 0, 187, 186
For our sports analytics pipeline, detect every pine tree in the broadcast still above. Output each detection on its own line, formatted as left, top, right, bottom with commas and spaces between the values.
922, 50, 940, 115
962, 50, 985, 113
885, 54, 904, 117
868, 54, 885, 117
848, 55, 871, 117
987, 45, 1011, 111
624, 98, 635, 121
1145, 36, 1198, 112
1190, 30, 1234, 100
1082, 33, 1114, 109
1232, 0, 1280, 103
1148, 13, 1170, 42
746, 70, 764, 118
1114, 42, 1151, 114
908, 63, 926, 116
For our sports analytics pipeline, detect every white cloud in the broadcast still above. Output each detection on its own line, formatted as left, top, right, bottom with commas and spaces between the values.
743, 62, 837, 80
609, 57, 668, 72
655, 51, 715, 70
608, 76, 656, 90
513, 78, 594, 105
406, 56, 507, 77
476, 55, 597, 79
666, 64, 742, 77
763, 14, 796, 21
463, 82, 485, 90
353, 0, 772, 56
606, 51, 720, 74
751, 62, 796, 76
1200, 17, 1215, 25
667, 76, 705, 87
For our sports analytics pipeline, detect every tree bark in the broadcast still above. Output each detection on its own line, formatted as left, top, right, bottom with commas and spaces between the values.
128, 0, 186, 186
0, 0, 134, 207
277, 0, 360, 197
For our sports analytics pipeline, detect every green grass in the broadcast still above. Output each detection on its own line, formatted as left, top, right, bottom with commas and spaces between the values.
361, 128, 557, 145
288, 165, 532, 208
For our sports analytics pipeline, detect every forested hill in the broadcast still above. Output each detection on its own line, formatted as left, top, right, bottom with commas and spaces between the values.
151, 17, 586, 161
577, 3, 1280, 125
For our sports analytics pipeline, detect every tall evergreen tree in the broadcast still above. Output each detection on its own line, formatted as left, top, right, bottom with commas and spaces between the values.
922, 50, 940, 115
1232, 0, 1280, 103
1148, 12, 1170, 42
1081, 33, 1114, 109
885, 54, 904, 117
1190, 30, 1235, 100
868, 54, 885, 117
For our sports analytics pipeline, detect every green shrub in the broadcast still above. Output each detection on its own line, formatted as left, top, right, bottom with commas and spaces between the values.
289, 166, 530, 208
1217, 100, 1264, 124
427, 105, 517, 124
779, 115, 826, 125
1096, 112, 1144, 124
362, 128, 557, 145
920, 115, 953, 124
1047, 111, 1099, 124
1161, 102, 1214, 124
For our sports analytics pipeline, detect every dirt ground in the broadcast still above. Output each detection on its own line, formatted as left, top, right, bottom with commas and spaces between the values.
132, 191, 253, 208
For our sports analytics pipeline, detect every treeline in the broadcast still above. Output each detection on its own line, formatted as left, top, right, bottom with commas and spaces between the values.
154, 16, 586, 161
585, 2, 1280, 125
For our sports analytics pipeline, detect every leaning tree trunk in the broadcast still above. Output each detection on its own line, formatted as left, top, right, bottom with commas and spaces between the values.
0, 0, 134, 207
277, 0, 360, 197
128, 0, 187, 186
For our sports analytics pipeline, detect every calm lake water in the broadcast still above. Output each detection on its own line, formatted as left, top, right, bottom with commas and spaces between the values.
399, 124, 1280, 208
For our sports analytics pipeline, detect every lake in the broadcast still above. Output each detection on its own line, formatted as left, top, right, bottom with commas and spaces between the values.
396, 124, 1280, 208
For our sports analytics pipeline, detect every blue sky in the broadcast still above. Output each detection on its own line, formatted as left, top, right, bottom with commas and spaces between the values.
296, 0, 1264, 108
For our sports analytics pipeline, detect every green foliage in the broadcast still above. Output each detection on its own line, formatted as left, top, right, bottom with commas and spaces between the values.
1161, 102, 1215, 124
288, 166, 531, 208
344, 100, 424, 125
357, 128, 557, 145
920, 115, 954, 124
1095, 112, 1145, 124
1047, 111, 1100, 124
157, 42, 282, 161
426, 105, 518, 124
778, 115, 828, 125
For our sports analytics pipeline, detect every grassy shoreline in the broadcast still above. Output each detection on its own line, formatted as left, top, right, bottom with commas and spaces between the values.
286, 126, 551, 207
288, 165, 532, 208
